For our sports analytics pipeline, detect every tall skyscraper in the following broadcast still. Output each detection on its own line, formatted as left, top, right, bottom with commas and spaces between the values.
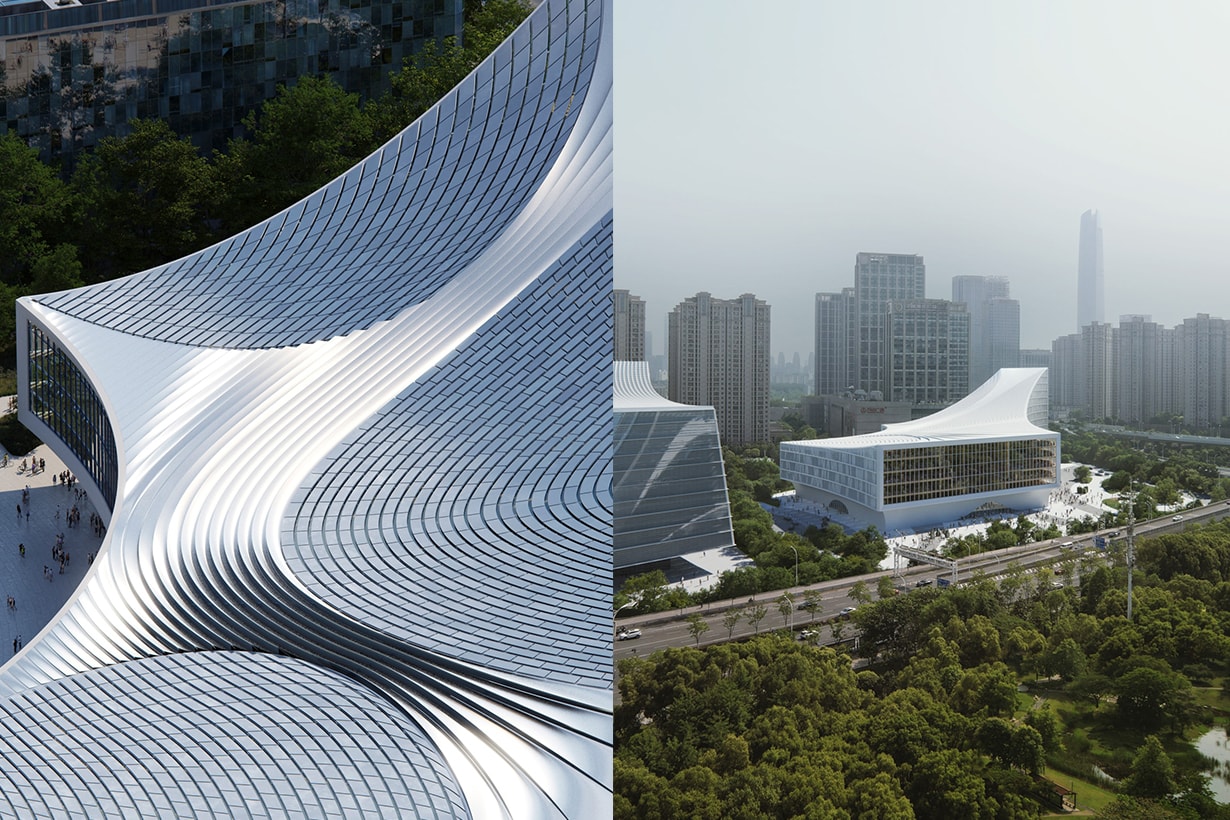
814, 289, 854, 395
885, 298, 970, 405
854, 253, 926, 396
613, 289, 646, 361
952, 275, 1020, 389
668, 292, 771, 445
1077, 209, 1105, 331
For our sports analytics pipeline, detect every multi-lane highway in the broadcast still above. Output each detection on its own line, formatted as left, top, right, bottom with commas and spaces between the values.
614, 499, 1230, 662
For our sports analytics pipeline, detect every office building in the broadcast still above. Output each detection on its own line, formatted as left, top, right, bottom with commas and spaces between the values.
668, 292, 770, 445
0, 0, 460, 165
885, 298, 969, 406
952, 275, 1020, 389
1019, 348, 1051, 370
781, 369, 1058, 533
614, 361, 735, 570
854, 252, 925, 396
1077, 209, 1104, 331
5, 0, 612, 815
814, 288, 854, 397
613, 289, 646, 361
808, 393, 912, 438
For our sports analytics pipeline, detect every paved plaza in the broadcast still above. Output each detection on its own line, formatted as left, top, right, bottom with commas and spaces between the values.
0, 413, 104, 665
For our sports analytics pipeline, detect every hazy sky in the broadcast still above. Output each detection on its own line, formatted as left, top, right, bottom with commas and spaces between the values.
613, 1, 1230, 357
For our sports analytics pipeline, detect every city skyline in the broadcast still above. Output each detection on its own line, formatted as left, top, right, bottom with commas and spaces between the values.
614, 0, 1230, 356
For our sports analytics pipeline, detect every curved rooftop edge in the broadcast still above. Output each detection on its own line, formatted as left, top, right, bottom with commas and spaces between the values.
613, 360, 699, 411
6, 0, 612, 817
793, 367, 1052, 450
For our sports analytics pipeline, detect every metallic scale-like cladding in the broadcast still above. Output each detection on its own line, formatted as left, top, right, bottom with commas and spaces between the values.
5, 0, 611, 817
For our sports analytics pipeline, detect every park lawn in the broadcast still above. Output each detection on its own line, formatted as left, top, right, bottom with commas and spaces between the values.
1191, 679, 1230, 711
1041, 768, 1118, 814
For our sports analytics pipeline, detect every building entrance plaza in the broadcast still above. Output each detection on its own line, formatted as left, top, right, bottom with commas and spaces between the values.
0, 430, 103, 657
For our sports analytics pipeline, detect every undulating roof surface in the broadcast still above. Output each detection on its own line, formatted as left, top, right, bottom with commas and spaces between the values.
7, 0, 612, 817
35, 0, 602, 351
790, 367, 1052, 450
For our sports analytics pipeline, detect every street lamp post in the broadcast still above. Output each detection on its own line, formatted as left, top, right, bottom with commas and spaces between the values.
614, 593, 644, 626
788, 544, 799, 586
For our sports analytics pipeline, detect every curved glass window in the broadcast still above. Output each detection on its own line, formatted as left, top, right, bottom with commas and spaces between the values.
27, 322, 117, 509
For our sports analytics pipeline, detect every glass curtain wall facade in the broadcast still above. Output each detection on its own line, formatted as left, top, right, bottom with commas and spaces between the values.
614, 360, 734, 569
0, 0, 460, 164
26, 322, 117, 507
614, 409, 733, 566
882, 439, 1057, 505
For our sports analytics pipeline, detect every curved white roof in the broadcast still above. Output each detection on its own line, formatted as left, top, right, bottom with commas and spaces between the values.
6, 1, 612, 817
792, 368, 1052, 450
614, 360, 708, 412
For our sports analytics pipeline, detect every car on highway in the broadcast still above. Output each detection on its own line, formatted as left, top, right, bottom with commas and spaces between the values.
1173, 515, 1184, 522
1050, 581, 1065, 590
798, 629, 821, 641
616, 628, 641, 640
838, 606, 857, 619
914, 578, 932, 588
797, 599, 820, 611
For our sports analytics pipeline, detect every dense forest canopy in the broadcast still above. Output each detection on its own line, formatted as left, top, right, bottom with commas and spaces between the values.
617, 518, 1230, 819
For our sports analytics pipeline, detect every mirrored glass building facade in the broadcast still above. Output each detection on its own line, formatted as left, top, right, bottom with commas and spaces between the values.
614, 361, 734, 570
6, 0, 612, 816
0, 0, 460, 164
781, 369, 1060, 533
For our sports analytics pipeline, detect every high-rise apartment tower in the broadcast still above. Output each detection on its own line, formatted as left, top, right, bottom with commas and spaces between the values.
613, 289, 646, 361
668, 292, 771, 445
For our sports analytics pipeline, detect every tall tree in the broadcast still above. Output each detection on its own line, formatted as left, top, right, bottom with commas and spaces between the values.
746, 603, 767, 635
850, 580, 872, 606
70, 119, 217, 281
686, 613, 710, 646
367, 1, 532, 143
218, 76, 372, 231
0, 133, 70, 287
1123, 735, 1177, 800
